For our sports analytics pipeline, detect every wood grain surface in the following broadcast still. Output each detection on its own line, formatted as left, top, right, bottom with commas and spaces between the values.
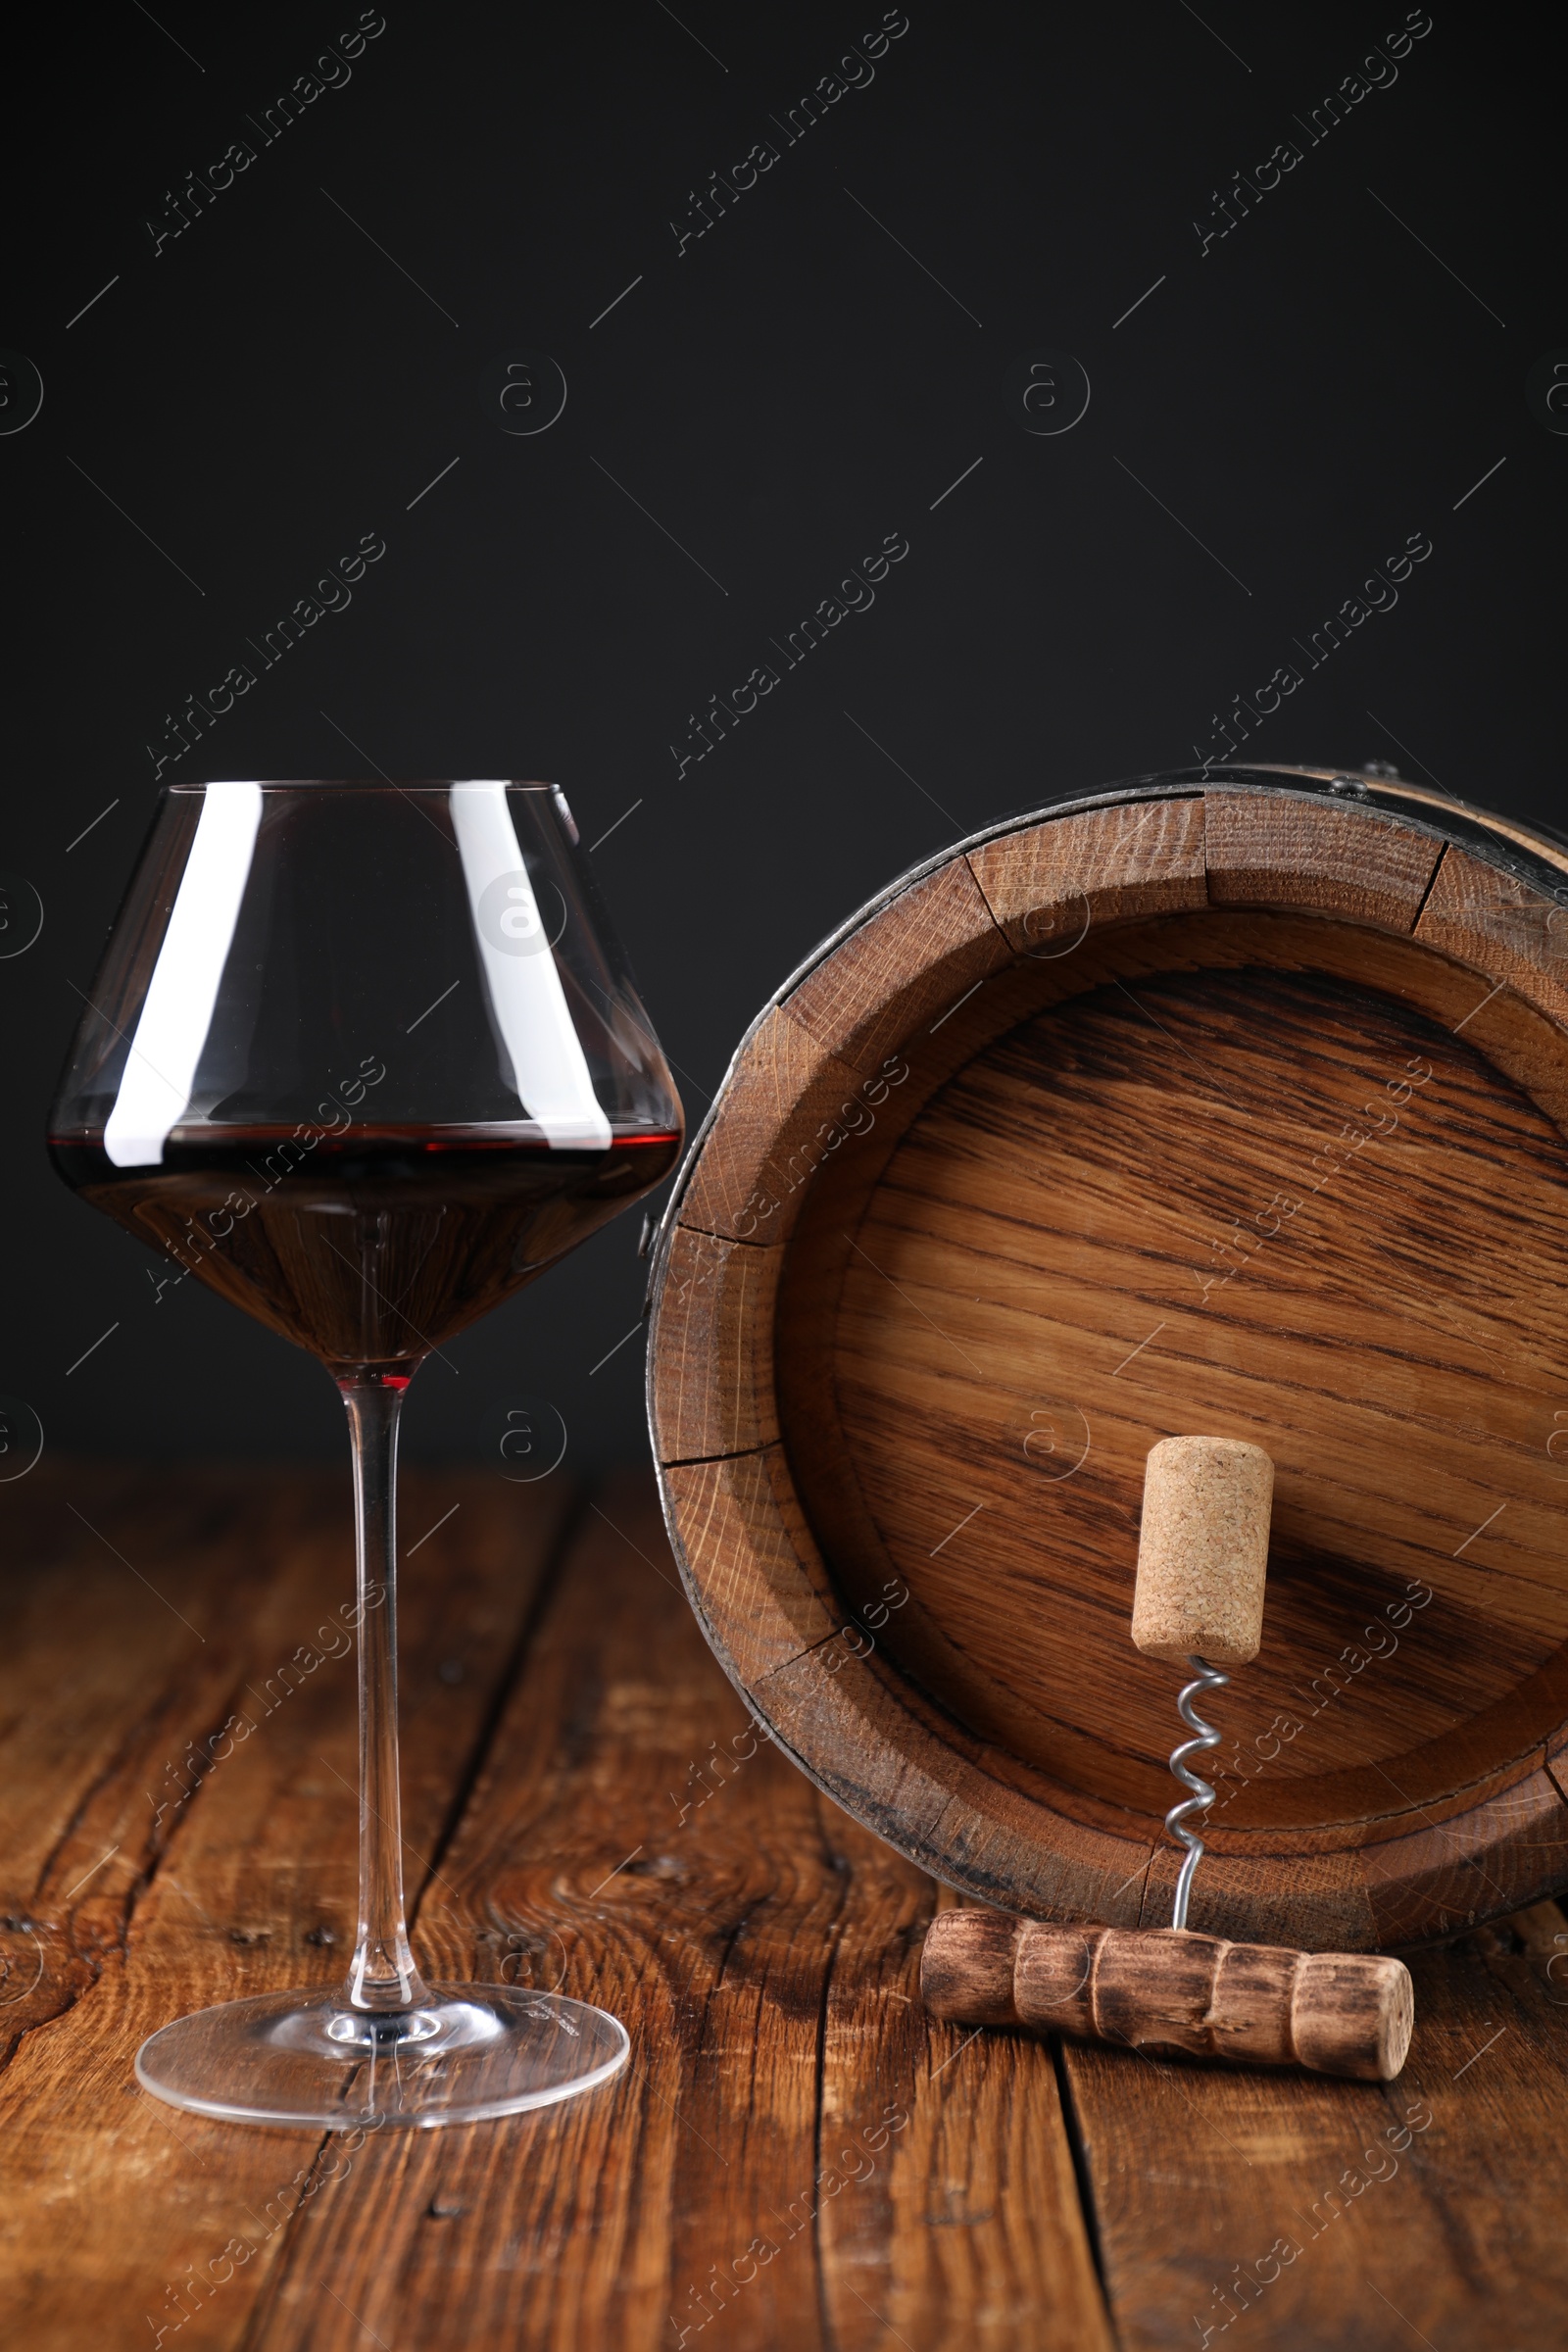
822, 932, 1568, 1815
2, 1462, 1566, 2347
1202, 790, 1443, 927
968, 793, 1207, 949
655, 785, 1568, 1949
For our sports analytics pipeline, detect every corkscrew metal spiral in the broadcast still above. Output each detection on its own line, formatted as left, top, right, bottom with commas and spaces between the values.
1165, 1654, 1228, 1932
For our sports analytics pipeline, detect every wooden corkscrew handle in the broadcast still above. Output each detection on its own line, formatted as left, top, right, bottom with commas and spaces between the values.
922, 1910, 1414, 2082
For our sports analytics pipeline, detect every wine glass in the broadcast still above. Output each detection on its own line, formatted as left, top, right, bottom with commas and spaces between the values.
49, 780, 683, 2128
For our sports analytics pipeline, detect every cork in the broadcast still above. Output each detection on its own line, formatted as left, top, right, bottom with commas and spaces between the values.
1133, 1435, 1273, 1664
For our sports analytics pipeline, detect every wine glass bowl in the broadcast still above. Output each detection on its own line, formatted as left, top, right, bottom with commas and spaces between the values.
50, 780, 681, 1372
49, 780, 682, 2127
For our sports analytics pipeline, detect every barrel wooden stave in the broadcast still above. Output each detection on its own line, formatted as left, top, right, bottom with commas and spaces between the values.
967, 792, 1207, 949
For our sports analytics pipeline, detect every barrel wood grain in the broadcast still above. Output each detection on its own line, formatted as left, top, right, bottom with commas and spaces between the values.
967, 792, 1207, 950
1358, 1764, 1568, 1948
1204, 788, 1445, 927
650, 1226, 782, 1463
661, 1446, 839, 1684
823, 953, 1568, 1785
782, 854, 1016, 1077
1414, 840, 1568, 1035
754, 1640, 1155, 1930
1137, 1840, 1379, 1950
675, 1004, 866, 1248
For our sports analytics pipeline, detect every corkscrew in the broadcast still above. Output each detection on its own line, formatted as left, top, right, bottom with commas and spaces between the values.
1165, 1656, 1229, 1931
922, 1433, 1417, 2080
1131, 1435, 1273, 1929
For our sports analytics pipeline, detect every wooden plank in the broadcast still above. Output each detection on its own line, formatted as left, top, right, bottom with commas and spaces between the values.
250, 1476, 805, 2352
1064, 1896, 1568, 2348
0, 1471, 1113, 2351
817, 1843, 1114, 2352
0, 1462, 572, 2346
0, 1462, 489, 2068
0, 1462, 283, 2065
6, 1465, 1568, 2350
244, 1480, 1112, 2351
967, 796, 1207, 952
1205, 789, 1443, 929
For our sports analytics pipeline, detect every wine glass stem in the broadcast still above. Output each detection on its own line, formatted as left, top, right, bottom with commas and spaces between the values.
339, 1374, 430, 2013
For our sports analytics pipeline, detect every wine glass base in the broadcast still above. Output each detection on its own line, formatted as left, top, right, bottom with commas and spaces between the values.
134, 1984, 629, 2130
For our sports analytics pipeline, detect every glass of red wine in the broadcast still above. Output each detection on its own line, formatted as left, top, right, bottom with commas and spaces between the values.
49, 780, 683, 2128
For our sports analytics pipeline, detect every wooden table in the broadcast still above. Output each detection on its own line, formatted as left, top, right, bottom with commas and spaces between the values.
1, 1463, 1564, 2348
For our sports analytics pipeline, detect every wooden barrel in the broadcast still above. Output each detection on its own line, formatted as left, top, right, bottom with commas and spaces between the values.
647, 767, 1568, 1950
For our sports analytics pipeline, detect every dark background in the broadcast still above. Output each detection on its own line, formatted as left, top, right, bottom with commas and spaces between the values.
1, 0, 1560, 1479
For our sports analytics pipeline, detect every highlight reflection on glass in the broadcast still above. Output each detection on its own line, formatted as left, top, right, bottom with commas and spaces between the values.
50, 780, 683, 2129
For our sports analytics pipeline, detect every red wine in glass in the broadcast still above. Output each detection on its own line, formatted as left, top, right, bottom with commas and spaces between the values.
49, 780, 683, 2129
51, 1128, 680, 1366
